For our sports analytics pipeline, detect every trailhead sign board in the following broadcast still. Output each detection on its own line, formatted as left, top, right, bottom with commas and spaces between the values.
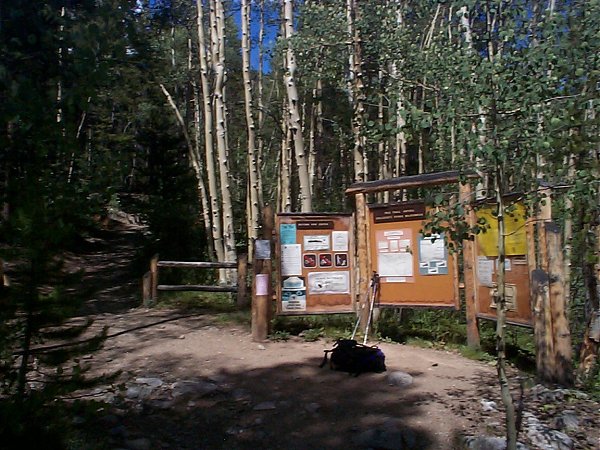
474, 202, 533, 326
275, 213, 354, 315
368, 202, 459, 308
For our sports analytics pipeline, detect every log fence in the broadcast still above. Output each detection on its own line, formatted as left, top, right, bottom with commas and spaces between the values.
143, 254, 248, 307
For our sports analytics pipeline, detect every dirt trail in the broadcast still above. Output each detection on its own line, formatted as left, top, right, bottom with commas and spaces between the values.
59, 223, 599, 450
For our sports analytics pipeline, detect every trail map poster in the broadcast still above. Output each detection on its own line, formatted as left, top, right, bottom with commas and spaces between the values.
276, 214, 354, 315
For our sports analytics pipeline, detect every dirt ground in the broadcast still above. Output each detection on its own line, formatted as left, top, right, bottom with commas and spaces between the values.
40, 221, 600, 450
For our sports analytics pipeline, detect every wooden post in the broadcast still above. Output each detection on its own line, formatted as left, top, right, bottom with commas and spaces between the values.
532, 269, 552, 382
545, 222, 573, 385
459, 182, 480, 348
236, 253, 249, 307
142, 271, 152, 307
355, 193, 370, 330
150, 254, 159, 302
252, 204, 273, 342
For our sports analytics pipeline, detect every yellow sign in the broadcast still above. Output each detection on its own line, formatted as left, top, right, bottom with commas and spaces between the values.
476, 203, 527, 256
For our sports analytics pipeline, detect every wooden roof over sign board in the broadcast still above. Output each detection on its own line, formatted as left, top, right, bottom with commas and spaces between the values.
345, 170, 479, 196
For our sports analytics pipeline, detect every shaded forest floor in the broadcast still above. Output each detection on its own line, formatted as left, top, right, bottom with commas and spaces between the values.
34, 218, 600, 449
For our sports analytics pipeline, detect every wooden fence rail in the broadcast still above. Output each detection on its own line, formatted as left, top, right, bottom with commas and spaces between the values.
142, 254, 248, 307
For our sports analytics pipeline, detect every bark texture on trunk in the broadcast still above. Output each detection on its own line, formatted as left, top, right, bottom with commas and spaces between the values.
196, 0, 225, 264
241, 0, 260, 259
283, 0, 312, 212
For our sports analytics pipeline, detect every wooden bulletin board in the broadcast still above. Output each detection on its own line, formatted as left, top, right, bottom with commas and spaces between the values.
474, 203, 533, 327
275, 213, 354, 315
368, 202, 459, 308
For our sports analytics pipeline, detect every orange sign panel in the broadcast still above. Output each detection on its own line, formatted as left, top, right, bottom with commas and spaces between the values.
275, 213, 354, 315
369, 203, 459, 308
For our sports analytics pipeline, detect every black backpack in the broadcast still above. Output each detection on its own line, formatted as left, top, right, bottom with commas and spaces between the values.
319, 339, 386, 376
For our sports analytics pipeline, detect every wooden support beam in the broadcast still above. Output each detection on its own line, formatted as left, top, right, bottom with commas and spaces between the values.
158, 261, 237, 269
345, 170, 479, 196
150, 254, 159, 301
236, 253, 249, 307
142, 271, 152, 307
459, 182, 480, 349
252, 204, 274, 342
157, 284, 237, 293
355, 193, 370, 330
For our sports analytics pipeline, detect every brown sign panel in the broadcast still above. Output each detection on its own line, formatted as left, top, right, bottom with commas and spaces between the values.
475, 255, 532, 327
372, 202, 426, 224
275, 213, 354, 315
297, 220, 334, 230
369, 203, 458, 308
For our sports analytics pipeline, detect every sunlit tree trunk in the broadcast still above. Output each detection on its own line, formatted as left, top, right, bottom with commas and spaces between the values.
242, 0, 260, 259
495, 169, 518, 450
193, 91, 213, 255
460, 5, 488, 198
378, 69, 389, 203
308, 75, 322, 197
283, 0, 312, 211
196, 0, 225, 265
211, 0, 237, 264
347, 0, 366, 184
279, 114, 292, 213
256, 0, 266, 210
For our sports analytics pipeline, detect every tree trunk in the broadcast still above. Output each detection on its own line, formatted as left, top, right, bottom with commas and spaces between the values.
283, 0, 312, 212
256, 0, 266, 210
192, 83, 213, 256
211, 0, 237, 264
348, 0, 366, 184
241, 0, 260, 260
495, 171, 519, 450
196, 0, 225, 265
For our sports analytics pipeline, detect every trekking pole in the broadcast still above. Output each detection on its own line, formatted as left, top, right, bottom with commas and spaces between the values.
363, 272, 380, 345
351, 273, 376, 340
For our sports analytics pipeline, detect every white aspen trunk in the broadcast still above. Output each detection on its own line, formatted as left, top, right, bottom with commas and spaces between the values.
196, 0, 225, 265
57, 6, 65, 126
460, 5, 487, 198
348, 0, 366, 184
211, 0, 237, 265
495, 170, 519, 450
283, 0, 312, 212
308, 74, 323, 195
256, 0, 266, 210
417, 3, 441, 175
563, 151, 576, 304
392, 0, 407, 188
193, 83, 213, 254
378, 70, 388, 203
242, 0, 260, 260
346, 0, 355, 104
279, 118, 293, 213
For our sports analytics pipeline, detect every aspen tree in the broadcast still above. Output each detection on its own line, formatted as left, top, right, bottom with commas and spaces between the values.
241, 0, 260, 259
459, 5, 488, 199
283, 0, 312, 212
210, 0, 237, 264
256, 0, 266, 210
347, 0, 366, 184
196, 0, 225, 265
